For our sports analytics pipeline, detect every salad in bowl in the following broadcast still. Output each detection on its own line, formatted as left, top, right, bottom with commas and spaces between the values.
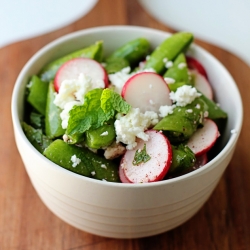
22, 31, 227, 183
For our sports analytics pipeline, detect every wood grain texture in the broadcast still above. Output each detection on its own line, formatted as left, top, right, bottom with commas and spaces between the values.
1, 0, 250, 249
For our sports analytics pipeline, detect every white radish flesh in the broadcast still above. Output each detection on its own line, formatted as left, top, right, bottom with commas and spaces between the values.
187, 119, 219, 156
121, 130, 172, 183
54, 58, 109, 92
121, 72, 172, 113
190, 69, 213, 100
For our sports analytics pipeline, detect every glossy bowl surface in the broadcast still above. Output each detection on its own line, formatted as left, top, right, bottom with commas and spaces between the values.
11, 26, 243, 239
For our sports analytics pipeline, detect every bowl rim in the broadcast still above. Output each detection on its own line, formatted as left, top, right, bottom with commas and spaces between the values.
11, 25, 243, 188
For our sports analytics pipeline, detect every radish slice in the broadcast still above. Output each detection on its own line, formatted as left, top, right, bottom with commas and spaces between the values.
187, 119, 219, 156
121, 130, 172, 183
193, 153, 208, 169
186, 56, 208, 79
190, 69, 213, 100
121, 72, 172, 113
119, 165, 131, 183
54, 58, 109, 92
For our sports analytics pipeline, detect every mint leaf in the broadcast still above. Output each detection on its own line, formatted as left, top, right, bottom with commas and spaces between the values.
101, 88, 131, 117
66, 88, 131, 144
132, 144, 151, 165
66, 89, 109, 142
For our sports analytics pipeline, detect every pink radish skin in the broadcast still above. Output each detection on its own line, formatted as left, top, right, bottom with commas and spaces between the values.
119, 165, 131, 183
54, 58, 109, 92
190, 69, 213, 100
187, 119, 219, 156
193, 153, 208, 169
186, 56, 208, 79
121, 72, 172, 113
121, 130, 172, 183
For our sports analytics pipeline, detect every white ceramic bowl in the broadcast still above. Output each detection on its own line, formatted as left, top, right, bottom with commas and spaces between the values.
11, 26, 243, 239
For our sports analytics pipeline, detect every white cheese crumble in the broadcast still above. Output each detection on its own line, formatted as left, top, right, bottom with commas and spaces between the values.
71, 155, 81, 167
91, 171, 96, 176
100, 131, 108, 136
165, 61, 173, 68
101, 164, 107, 169
114, 108, 159, 150
169, 85, 201, 107
164, 77, 176, 84
178, 62, 187, 69
53, 73, 104, 129
159, 105, 176, 117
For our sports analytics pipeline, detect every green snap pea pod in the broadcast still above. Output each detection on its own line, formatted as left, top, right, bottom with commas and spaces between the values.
154, 98, 206, 143
167, 81, 193, 92
163, 53, 190, 82
85, 120, 116, 149
104, 57, 130, 74
45, 82, 65, 138
29, 112, 45, 130
106, 38, 151, 68
144, 32, 194, 74
22, 122, 52, 153
39, 41, 103, 82
199, 93, 227, 120
168, 144, 195, 176
44, 139, 119, 182
27, 75, 49, 115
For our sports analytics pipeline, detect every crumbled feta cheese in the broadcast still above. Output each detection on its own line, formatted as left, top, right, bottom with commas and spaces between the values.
178, 62, 187, 69
101, 164, 107, 169
53, 73, 104, 129
204, 111, 209, 117
60, 101, 81, 129
100, 131, 108, 136
159, 105, 176, 117
164, 77, 176, 84
163, 57, 168, 63
108, 67, 131, 94
114, 108, 159, 149
165, 61, 173, 68
71, 155, 81, 167
91, 171, 96, 176
186, 109, 193, 113
169, 85, 201, 107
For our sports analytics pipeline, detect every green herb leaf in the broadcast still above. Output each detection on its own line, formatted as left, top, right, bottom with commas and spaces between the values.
101, 88, 131, 117
66, 89, 109, 141
66, 88, 131, 144
132, 144, 151, 165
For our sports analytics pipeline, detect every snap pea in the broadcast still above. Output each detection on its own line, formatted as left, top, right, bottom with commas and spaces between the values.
154, 98, 206, 143
163, 53, 190, 82
144, 32, 193, 74
199, 93, 227, 120
29, 112, 45, 130
45, 82, 65, 138
44, 139, 119, 182
39, 41, 103, 82
85, 120, 116, 149
168, 144, 195, 176
27, 75, 49, 115
22, 122, 52, 153
106, 38, 150, 68
104, 57, 130, 74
